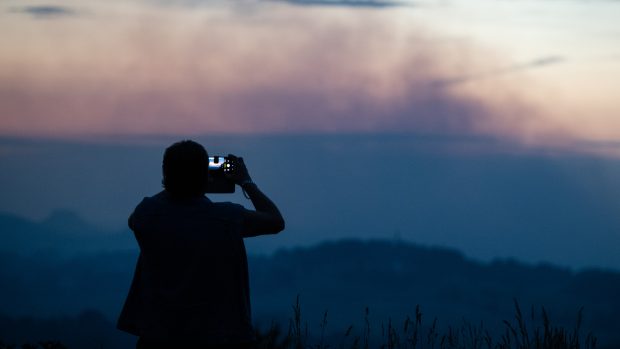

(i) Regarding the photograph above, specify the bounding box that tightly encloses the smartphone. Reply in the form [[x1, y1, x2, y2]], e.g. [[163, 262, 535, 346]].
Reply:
[[207, 156, 235, 193]]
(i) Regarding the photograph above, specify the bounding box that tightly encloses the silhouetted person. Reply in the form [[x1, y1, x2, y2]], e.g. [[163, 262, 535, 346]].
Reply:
[[117, 140, 285, 349]]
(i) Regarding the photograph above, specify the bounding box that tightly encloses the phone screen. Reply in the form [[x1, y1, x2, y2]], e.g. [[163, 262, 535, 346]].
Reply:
[[209, 156, 225, 169], [207, 156, 235, 193]]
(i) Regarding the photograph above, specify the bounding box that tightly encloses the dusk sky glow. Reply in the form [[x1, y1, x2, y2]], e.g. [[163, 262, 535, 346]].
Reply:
[[1, 1, 620, 271], [1, 0, 619, 155], [4, 5, 620, 346]]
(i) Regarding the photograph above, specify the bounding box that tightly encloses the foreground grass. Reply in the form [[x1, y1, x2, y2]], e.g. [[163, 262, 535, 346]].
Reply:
[[0, 342, 66, 349], [0, 299, 598, 349], [255, 298, 597, 349]]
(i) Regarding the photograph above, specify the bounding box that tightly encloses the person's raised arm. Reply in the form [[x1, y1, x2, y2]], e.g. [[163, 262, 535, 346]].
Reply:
[[226, 154, 285, 237]]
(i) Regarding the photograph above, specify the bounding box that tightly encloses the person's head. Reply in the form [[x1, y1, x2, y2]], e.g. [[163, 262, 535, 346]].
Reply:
[[162, 140, 209, 197]]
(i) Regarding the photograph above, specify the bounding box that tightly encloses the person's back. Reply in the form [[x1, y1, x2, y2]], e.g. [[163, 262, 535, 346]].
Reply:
[[117, 140, 285, 348]]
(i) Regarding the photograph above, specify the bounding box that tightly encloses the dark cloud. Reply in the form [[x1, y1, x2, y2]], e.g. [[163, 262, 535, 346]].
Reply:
[[274, 0, 404, 7], [14, 5, 75, 19], [526, 56, 564, 67], [433, 55, 565, 86], [148, 0, 404, 8], [0, 12, 487, 136], [0, 9, 572, 148], [576, 140, 620, 154]]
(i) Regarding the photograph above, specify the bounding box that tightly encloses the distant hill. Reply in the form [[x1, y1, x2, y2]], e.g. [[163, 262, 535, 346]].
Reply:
[[0, 310, 135, 349], [249, 240, 620, 346], [0, 213, 619, 347], [0, 211, 133, 256]]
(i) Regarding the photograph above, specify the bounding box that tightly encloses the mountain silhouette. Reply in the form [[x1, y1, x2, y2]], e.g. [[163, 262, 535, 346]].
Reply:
[[249, 239, 620, 344], [0, 213, 619, 347], [0, 211, 133, 256]]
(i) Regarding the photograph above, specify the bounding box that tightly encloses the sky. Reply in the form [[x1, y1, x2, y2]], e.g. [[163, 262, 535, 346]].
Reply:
[[0, 0, 620, 269], [1, 0, 619, 153]]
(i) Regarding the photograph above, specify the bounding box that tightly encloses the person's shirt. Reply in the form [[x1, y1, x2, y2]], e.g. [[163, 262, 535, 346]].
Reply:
[[117, 190, 253, 344]]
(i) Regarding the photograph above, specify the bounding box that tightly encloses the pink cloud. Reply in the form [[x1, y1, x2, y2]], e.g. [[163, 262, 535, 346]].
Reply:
[[0, 4, 610, 156]]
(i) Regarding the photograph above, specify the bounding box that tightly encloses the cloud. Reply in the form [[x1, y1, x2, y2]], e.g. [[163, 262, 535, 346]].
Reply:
[[0, 15, 494, 138], [0, 4, 608, 155], [575, 140, 620, 156], [148, 0, 406, 10], [526, 56, 564, 67], [273, 0, 404, 7], [432, 56, 566, 86], [12, 5, 75, 18], [162, 0, 404, 7]]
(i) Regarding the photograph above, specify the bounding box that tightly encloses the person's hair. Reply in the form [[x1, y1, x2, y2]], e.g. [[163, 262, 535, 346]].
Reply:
[[162, 140, 209, 197]]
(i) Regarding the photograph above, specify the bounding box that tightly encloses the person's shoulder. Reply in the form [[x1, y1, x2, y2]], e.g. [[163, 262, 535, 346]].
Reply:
[[211, 201, 246, 219], [133, 191, 168, 212], [212, 201, 245, 212], [128, 191, 167, 230], [138, 191, 164, 204]]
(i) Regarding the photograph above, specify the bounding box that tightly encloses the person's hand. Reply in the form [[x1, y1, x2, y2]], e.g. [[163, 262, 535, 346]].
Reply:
[[225, 154, 252, 185]]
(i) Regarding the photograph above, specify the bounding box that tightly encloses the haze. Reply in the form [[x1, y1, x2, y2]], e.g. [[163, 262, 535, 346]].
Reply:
[[1, 0, 619, 270]]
